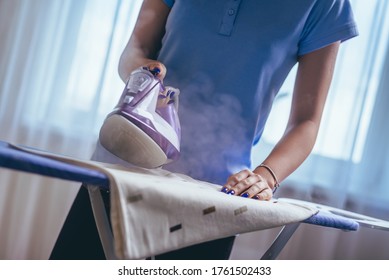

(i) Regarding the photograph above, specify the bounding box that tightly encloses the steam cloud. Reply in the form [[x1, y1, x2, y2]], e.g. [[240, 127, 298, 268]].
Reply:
[[163, 72, 252, 185]]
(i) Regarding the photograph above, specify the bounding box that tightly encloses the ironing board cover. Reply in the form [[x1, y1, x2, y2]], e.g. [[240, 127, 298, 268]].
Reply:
[[0, 141, 360, 259]]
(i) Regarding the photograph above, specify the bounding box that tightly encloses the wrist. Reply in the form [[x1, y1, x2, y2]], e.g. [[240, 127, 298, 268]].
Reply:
[[253, 164, 280, 194]]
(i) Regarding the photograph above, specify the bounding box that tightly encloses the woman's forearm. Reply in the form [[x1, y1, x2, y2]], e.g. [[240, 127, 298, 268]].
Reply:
[[118, 39, 157, 81], [253, 42, 340, 193], [253, 119, 319, 188], [118, 0, 170, 82]]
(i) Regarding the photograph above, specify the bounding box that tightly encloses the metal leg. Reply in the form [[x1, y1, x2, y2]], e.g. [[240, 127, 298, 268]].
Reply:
[[87, 185, 117, 260], [260, 223, 300, 260]]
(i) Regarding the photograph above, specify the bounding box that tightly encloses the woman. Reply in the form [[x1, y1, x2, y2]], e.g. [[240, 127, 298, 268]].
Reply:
[[51, 0, 358, 260], [114, 0, 358, 259]]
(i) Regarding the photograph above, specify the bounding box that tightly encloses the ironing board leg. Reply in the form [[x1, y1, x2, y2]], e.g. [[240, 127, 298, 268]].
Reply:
[[87, 184, 117, 260], [260, 223, 300, 260]]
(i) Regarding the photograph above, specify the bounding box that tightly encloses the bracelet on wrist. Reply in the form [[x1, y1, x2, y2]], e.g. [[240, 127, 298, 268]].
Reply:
[[258, 164, 280, 194]]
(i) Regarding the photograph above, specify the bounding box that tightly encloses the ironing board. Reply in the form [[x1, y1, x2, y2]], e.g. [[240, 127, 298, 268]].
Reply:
[[1, 140, 388, 260]]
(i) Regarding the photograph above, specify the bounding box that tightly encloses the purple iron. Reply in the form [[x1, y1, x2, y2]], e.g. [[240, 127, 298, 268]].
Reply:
[[99, 67, 181, 168]]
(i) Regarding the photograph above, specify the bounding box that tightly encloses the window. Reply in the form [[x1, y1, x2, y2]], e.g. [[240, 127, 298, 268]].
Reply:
[[258, 0, 389, 164]]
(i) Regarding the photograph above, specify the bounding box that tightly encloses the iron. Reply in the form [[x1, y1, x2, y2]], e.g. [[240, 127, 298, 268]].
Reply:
[[99, 67, 180, 168]]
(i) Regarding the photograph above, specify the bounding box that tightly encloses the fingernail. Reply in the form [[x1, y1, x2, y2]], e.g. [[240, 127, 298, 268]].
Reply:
[[241, 192, 249, 198], [253, 195, 260, 200], [227, 190, 235, 195], [221, 187, 229, 193], [150, 67, 161, 76], [168, 91, 175, 98]]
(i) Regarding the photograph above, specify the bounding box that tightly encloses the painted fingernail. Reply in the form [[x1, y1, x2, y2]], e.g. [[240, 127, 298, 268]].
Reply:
[[150, 67, 161, 76], [221, 187, 229, 193], [227, 190, 235, 195], [241, 192, 249, 198], [253, 195, 260, 200], [168, 91, 175, 98]]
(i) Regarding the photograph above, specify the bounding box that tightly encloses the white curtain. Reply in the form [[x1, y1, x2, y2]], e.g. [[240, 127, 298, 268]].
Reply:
[[0, 0, 388, 260], [0, 0, 142, 259]]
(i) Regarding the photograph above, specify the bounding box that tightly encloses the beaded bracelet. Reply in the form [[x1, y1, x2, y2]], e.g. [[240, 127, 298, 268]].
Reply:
[[258, 164, 280, 194]]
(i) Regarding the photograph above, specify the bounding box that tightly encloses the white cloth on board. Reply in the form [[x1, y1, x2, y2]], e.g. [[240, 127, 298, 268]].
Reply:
[[13, 144, 318, 259]]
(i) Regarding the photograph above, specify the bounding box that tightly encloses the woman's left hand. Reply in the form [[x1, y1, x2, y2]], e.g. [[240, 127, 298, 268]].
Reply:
[[221, 169, 273, 200]]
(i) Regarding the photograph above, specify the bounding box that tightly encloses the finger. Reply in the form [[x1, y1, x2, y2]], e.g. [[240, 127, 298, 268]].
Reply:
[[239, 180, 264, 198], [239, 177, 273, 198], [224, 169, 252, 188], [232, 173, 263, 196], [252, 187, 273, 201], [222, 169, 252, 195]]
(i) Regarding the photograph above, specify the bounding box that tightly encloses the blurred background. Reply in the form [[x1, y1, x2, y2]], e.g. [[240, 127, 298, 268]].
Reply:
[[0, 0, 388, 259]]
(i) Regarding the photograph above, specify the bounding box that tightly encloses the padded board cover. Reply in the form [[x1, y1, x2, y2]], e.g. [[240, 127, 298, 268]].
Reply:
[[9, 144, 318, 259]]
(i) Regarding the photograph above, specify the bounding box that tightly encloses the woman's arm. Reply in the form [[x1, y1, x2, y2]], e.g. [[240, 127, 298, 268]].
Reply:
[[223, 42, 341, 200], [118, 0, 170, 82]]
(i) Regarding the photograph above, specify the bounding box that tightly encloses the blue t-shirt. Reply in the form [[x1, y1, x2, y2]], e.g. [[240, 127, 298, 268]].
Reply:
[[159, 0, 358, 184]]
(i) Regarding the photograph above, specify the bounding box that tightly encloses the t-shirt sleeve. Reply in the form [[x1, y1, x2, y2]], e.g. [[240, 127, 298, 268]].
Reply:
[[162, 0, 175, 8], [298, 0, 358, 56]]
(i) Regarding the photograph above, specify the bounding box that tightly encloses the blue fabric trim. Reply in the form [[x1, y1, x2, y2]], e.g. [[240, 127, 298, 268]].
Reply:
[[0, 141, 110, 189], [304, 210, 359, 231]]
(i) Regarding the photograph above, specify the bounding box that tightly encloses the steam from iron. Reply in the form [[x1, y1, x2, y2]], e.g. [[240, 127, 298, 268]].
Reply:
[[163, 72, 252, 185]]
